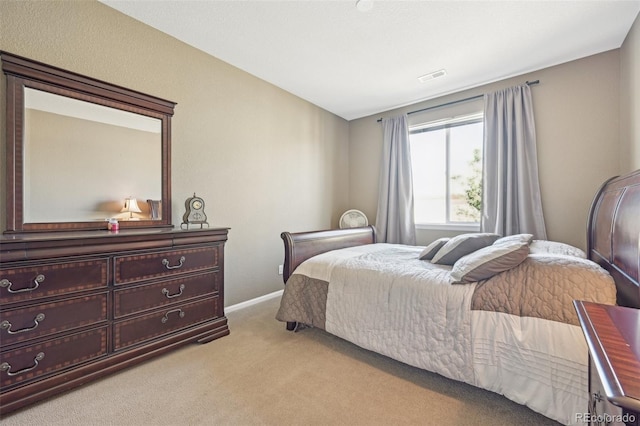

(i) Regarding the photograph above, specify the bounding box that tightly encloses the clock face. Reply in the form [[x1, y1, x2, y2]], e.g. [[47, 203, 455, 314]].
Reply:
[[192, 199, 203, 210]]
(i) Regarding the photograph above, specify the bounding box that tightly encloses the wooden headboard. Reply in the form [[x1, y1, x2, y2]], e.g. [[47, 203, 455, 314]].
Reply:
[[281, 226, 377, 283], [587, 169, 640, 308]]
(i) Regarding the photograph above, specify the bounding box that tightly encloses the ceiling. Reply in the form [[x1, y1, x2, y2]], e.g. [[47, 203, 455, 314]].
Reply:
[[100, 0, 640, 121]]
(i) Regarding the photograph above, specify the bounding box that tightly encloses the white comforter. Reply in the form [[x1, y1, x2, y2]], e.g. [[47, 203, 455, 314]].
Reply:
[[293, 243, 593, 425]]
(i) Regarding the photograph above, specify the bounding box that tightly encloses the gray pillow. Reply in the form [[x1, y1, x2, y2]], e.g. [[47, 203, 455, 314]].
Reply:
[[494, 233, 533, 245], [419, 238, 449, 260], [450, 241, 530, 284], [431, 233, 500, 265]]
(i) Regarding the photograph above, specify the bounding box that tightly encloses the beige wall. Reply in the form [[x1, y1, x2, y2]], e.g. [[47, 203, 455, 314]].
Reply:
[[0, 1, 350, 305], [349, 51, 622, 251], [620, 13, 640, 172]]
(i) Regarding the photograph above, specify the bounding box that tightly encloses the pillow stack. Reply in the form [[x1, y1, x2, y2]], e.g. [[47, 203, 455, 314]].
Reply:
[[420, 233, 533, 284], [429, 233, 501, 265]]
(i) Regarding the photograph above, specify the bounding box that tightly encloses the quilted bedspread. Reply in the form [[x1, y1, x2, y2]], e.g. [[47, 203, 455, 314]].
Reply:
[[275, 243, 616, 425], [471, 253, 615, 325], [323, 245, 476, 384]]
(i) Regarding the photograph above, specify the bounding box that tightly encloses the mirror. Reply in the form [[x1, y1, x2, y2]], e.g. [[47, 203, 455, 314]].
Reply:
[[2, 52, 174, 232], [24, 88, 162, 222]]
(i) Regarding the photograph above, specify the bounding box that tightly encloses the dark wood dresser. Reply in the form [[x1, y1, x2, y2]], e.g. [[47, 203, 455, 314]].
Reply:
[[0, 227, 229, 415], [574, 301, 640, 426]]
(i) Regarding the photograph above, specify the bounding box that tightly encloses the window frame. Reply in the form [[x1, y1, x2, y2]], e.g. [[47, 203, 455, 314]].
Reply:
[[409, 112, 484, 231]]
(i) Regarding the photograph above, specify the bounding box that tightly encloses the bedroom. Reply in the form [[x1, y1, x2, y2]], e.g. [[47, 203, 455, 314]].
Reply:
[[0, 0, 639, 424]]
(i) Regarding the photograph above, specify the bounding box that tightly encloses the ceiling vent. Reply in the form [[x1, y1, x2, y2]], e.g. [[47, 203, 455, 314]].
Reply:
[[418, 69, 447, 83]]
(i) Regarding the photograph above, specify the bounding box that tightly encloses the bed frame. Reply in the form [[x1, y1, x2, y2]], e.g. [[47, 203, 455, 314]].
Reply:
[[282, 170, 640, 312], [587, 169, 640, 308], [281, 225, 377, 284]]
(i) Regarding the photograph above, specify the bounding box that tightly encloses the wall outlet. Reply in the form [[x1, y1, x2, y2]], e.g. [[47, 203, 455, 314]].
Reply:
[[278, 264, 284, 275]]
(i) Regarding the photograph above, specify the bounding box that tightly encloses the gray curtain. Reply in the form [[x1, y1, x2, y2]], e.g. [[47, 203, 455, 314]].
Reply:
[[482, 84, 547, 239], [375, 115, 416, 244]]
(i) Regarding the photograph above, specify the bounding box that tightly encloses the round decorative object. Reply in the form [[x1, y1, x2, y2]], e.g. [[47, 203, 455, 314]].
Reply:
[[339, 209, 368, 229]]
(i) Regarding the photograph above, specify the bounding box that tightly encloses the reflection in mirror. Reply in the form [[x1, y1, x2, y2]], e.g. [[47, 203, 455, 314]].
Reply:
[[23, 88, 162, 223]]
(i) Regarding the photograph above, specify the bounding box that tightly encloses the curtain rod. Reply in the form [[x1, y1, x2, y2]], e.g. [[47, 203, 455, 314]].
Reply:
[[376, 80, 540, 122]]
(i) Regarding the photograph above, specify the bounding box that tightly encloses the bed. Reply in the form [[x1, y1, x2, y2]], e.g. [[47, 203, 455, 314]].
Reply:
[[275, 170, 640, 425]]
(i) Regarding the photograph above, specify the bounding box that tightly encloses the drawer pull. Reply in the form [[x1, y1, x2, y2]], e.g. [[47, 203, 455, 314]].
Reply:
[[1, 352, 45, 377], [1, 313, 46, 335], [0, 274, 45, 294], [161, 308, 185, 323], [162, 284, 186, 299], [161, 256, 186, 270]]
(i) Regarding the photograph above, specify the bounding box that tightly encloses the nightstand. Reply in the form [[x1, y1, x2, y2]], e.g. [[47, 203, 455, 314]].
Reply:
[[574, 301, 640, 426]]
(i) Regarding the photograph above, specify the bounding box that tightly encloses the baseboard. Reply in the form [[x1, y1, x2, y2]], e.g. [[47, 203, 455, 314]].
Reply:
[[225, 289, 284, 313]]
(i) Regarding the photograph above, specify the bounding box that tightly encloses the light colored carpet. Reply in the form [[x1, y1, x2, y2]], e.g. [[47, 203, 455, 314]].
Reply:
[[1, 295, 559, 425]]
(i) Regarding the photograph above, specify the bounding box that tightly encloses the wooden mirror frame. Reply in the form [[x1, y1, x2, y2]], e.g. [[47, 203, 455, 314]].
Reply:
[[1, 52, 175, 232]]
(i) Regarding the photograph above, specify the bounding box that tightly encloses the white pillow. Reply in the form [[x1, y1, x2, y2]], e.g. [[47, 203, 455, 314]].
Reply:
[[450, 241, 530, 284], [494, 233, 533, 245], [431, 233, 500, 265], [529, 240, 586, 258], [419, 238, 449, 260]]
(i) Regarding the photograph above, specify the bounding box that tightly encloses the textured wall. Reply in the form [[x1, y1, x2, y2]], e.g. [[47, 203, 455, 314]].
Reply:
[[0, 0, 350, 305]]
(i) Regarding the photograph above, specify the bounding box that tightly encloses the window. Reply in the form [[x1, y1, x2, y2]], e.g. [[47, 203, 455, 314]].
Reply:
[[409, 113, 483, 230]]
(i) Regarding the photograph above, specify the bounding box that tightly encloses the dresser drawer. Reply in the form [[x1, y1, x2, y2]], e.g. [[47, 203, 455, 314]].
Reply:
[[113, 297, 220, 350], [114, 245, 220, 285], [0, 293, 108, 346], [114, 271, 220, 318], [0, 259, 108, 305], [0, 326, 108, 390]]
